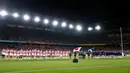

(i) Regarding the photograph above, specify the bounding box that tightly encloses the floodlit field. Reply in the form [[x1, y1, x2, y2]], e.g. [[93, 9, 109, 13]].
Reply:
[[0, 57, 130, 73]]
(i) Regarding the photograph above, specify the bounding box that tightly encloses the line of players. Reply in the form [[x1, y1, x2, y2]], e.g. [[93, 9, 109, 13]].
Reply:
[[1, 49, 70, 57]]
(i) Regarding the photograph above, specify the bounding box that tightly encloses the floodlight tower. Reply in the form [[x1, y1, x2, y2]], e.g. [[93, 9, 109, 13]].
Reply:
[[88, 27, 93, 31], [61, 22, 67, 27], [52, 20, 58, 26], [34, 16, 41, 22], [95, 25, 101, 30], [76, 25, 82, 31], [12, 12, 19, 18], [43, 19, 49, 24], [69, 24, 74, 29], [0, 10, 8, 17], [23, 14, 30, 21]]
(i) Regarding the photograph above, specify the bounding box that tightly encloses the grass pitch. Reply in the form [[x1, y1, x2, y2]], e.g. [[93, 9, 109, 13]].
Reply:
[[0, 57, 130, 73]]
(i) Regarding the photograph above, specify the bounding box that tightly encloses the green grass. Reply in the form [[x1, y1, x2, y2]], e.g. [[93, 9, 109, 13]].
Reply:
[[0, 57, 130, 73]]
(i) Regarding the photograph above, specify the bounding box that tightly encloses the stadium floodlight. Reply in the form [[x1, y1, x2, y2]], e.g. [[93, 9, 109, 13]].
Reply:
[[23, 14, 30, 21], [88, 27, 93, 31], [52, 20, 58, 26], [43, 19, 49, 24], [95, 25, 101, 30], [34, 16, 41, 22], [0, 10, 8, 16], [12, 12, 19, 18], [61, 22, 67, 27], [69, 24, 74, 29], [76, 25, 82, 31]]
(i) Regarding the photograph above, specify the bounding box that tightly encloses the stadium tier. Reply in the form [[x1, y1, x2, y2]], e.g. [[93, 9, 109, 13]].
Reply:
[[0, 24, 129, 44], [0, 25, 130, 45]]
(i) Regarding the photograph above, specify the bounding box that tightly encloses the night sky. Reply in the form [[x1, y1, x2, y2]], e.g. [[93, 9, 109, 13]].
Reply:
[[0, 0, 130, 30]]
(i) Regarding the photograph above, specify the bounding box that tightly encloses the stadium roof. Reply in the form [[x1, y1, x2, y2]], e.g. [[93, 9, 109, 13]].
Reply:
[[0, 0, 130, 30]]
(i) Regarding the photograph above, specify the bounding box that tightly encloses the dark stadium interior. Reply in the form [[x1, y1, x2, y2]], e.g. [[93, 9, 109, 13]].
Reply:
[[0, 0, 130, 55], [0, 1, 130, 73]]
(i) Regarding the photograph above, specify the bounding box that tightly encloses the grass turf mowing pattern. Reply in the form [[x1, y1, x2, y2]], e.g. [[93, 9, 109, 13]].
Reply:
[[0, 57, 130, 73]]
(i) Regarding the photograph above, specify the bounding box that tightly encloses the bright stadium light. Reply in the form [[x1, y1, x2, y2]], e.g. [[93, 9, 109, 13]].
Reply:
[[12, 12, 19, 18], [23, 14, 30, 21], [61, 22, 67, 27], [43, 19, 49, 24], [0, 10, 8, 16], [34, 16, 41, 22], [88, 27, 93, 31], [95, 25, 101, 30], [52, 20, 58, 26], [76, 25, 82, 31], [69, 24, 74, 29]]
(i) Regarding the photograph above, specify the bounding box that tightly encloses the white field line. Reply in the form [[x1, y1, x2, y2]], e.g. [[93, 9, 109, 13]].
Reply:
[[4, 64, 130, 73]]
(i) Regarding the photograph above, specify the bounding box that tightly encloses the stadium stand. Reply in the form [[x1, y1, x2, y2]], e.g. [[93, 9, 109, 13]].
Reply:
[[0, 22, 130, 60]]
